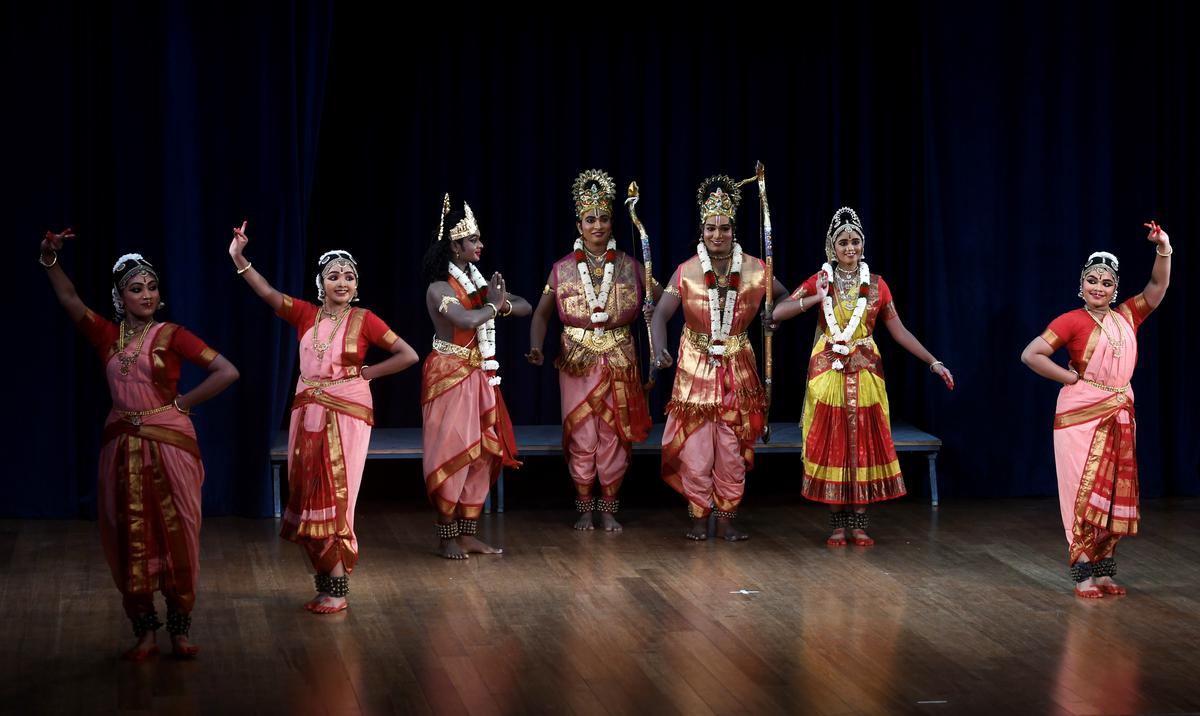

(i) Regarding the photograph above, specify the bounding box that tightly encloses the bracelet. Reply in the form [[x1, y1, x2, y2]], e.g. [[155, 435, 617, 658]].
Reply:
[[39, 250, 58, 268], [173, 397, 192, 415], [361, 365, 372, 382], [928, 360, 944, 373], [484, 302, 499, 318], [1155, 245, 1173, 257], [236, 262, 253, 275], [499, 300, 513, 317]]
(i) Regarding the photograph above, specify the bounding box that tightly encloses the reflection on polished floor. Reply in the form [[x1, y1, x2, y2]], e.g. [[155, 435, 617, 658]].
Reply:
[[2, 498, 1199, 715]]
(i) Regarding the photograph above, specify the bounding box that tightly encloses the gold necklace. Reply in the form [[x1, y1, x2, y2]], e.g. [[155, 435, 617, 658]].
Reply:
[[583, 246, 607, 277], [117, 320, 155, 376], [713, 257, 733, 288], [1084, 307, 1124, 358], [312, 307, 351, 360], [834, 267, 860, 311]]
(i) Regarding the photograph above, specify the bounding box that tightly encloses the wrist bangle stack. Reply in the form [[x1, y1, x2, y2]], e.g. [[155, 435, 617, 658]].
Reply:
[[928, 360, 944, 373], [1155, 245, 1173, 257], [236, 262, 253, 275], [173, 397, 192, 415], [39, 250, 58, 268]]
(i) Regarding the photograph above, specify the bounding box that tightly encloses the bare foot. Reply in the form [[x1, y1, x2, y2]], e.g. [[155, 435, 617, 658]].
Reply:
[[440, 537, 469, 560], [1094, 575, 1126, 595], [573, 511, 595, 530], [716, 517, 748, 541], [1074, 577, 1104, 599], [170, 634, 200, 658], [826, 527, 847, 546], [122, 632, 159, 662], [458, 535, 503, 555], [685, 517, 708, 540], [600, 512, 623, 532], [850, 529, 874, 546], [309, 595, 348, 614]]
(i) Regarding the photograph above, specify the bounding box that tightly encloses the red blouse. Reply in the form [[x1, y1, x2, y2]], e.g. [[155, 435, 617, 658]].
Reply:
[[77, 309, 218, 402], [276, 295, 399, 366], [1041, 294, 1153, 372]]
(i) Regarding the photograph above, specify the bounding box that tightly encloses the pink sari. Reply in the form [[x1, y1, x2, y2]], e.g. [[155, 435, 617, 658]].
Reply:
[[90, 319, 210, 617], [279, 304, 376, 574], [1049, 303, 1144, 563]]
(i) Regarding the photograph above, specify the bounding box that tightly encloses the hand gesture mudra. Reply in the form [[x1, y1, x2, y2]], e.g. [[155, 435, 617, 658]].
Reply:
[[814, 270, 830, 301], [1144, 220, 1170, 248], [42, 228, 75, 253], [229, 220, 249, 259], [486, 272, 507, 309]]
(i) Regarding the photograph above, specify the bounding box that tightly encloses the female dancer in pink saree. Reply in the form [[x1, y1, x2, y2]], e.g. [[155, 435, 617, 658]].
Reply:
[[41, 229, 239, 660], [229, 222, 418, 613], [1021, 221, 1171, 598]]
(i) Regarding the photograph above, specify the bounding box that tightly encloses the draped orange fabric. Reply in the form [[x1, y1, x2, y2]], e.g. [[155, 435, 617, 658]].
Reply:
[[661, 253, 767, 511]]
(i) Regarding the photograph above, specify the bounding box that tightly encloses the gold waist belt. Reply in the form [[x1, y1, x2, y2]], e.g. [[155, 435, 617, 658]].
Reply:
[[432, 337, 483, 367], [115, 402, 174, 425], [822, 336, 876, 349], [683, 326, 751, 355], [562, 325, 632, 353], [1081, 377, 1128, 393], [301, 375, 360, 390]]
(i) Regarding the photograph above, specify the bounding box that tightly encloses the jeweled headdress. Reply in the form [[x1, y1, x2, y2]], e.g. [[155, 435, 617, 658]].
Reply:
[[1081, 251, 1119, 282], [825, 206, 865, 262], [697, 175, 741, 223], [314, 249, 359, 299], [111, 253, 160, 317], [572, 169, 616, 218], [438, 193, 480, 241], [112, 253, 158, 289]]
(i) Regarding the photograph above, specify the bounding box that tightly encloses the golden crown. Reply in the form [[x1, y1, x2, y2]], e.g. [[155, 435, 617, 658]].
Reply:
[[572, 169, 616, 218], [697, 175, 741, 222], [439, 193, 481, 241]]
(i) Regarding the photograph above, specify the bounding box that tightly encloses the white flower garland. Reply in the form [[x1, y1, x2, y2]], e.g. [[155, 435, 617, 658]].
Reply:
[[574, 237, 617, 338], [821, 261, 870, 371], [447, 261, 502, 386], [697, 241, 743, 362]]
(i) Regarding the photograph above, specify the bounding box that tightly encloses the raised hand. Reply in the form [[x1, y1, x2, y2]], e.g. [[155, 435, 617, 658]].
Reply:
[[486, 271, 507, 310], [1143, 220, 1170, 248], [229, 220, 249, 259], [42, 228, 75, 253], [814, 270, 830, 301]]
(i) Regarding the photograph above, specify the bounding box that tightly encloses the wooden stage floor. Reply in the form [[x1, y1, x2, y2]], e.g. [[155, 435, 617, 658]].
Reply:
[[3, 498, 1199, 715]]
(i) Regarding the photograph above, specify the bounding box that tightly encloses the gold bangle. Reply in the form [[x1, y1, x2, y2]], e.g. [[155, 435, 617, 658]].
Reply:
[[236, 262, 253, 275], [929, 360, 944, 373], [484, 302, 499, 318], [1155, 246, 1173, 257], [499, 300, 513, 317], [39, 250, 58, 268], [173, 397, 192, 415], [361, 365, 372, 382]]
